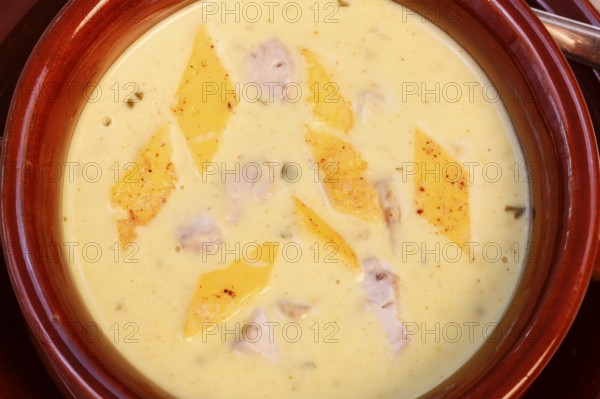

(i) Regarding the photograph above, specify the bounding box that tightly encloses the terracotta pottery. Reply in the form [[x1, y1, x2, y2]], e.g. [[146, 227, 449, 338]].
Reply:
[[1, 0, 599, 398]]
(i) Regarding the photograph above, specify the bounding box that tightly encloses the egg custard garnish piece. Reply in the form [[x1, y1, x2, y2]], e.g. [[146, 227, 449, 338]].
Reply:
[[302, 49, 354, 133], [111, 126, 176, 246], [294, 198, 359, 272], [184, 243, 279, 338], [173, 25, 237, 174], [306, 130, 382, 221], [414, 128, 470, 253]]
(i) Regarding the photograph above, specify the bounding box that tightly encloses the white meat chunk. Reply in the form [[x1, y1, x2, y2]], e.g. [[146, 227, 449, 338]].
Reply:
[[232, 308, 278, 362], [356, 87, 398, 122], [248, 38, 295, 102], [375, 180, 401, 249], [278, 300, 310, 319], [225, 163, 277, 223], [357, 89, 385, 122], [361, 257, 408, 351], [177, 213, 223, 254], [375, 180, 401, 227]]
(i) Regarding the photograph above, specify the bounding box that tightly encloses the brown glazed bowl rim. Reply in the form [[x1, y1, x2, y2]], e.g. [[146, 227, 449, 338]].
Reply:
[[1, 0, 599, 398]]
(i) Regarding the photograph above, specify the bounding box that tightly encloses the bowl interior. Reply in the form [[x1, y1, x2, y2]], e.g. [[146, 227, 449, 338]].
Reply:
[[1, 0, 598, 398]]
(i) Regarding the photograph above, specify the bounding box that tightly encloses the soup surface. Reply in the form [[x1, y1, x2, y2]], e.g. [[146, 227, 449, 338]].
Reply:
[[62, 1, 530, 398]]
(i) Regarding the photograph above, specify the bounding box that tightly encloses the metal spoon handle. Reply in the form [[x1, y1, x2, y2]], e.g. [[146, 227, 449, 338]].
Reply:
[[533, 8, 600, 70]]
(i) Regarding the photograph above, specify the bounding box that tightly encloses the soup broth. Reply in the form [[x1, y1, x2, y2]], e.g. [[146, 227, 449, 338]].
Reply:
[[62, 1, 530, 398]]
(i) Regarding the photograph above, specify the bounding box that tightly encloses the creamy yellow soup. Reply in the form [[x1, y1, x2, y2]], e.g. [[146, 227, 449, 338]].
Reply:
[[62, 1, 530, 398]]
